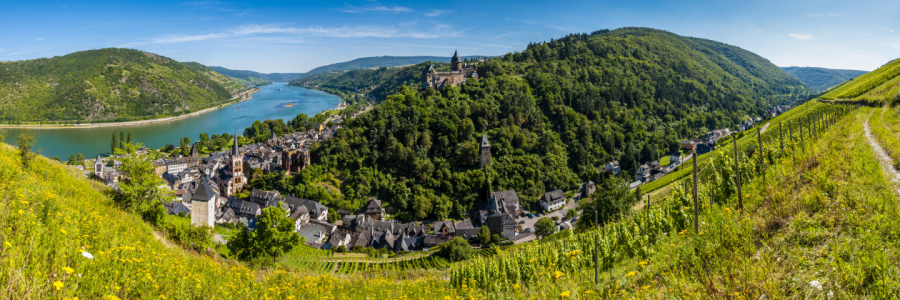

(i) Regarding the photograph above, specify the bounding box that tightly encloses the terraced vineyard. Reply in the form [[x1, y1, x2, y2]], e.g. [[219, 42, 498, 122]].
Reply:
[[820, 58, 900, 101]]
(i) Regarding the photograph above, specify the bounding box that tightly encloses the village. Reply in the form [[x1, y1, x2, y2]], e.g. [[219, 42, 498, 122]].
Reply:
[[83, 53, 791, 255]]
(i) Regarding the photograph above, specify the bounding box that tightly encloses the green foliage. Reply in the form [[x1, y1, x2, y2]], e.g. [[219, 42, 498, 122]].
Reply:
[[114, 155, 172, 212], [292, 62, 431, 101], [575, 178, 634, 229], [477, 226, 491, 246], [0, 48, 243, 122], [16, 129, 37, 170], [438, 237, 474, 262], [534, 217, 557, 238], [228, 206, 303, 263]]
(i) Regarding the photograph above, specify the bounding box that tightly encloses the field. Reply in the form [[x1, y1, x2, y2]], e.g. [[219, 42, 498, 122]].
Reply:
[[820, 57, 900, 101]]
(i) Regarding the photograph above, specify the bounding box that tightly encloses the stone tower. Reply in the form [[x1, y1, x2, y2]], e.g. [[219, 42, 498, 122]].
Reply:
[[480, 133, 491, 169], [451, 50, 462, 71], [190, 180, 216, 228]]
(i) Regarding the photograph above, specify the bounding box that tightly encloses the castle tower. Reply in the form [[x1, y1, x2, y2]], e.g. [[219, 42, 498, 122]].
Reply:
[[190, 179, 216, 228], [94, 155, 104, 178], [451, 50, 462, 72], [480, 133, 491, 169], [189, 143, 199, 158]]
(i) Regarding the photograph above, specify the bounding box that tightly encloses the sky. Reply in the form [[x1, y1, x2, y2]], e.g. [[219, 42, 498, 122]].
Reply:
[[1, 0, 898, 73]]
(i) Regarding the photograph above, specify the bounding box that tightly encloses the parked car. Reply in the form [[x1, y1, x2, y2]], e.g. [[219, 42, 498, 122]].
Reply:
[[528, 214, 534, 219]]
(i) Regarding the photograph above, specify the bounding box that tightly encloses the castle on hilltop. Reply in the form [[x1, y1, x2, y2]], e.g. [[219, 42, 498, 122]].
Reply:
[[422, 50, 478, 89]]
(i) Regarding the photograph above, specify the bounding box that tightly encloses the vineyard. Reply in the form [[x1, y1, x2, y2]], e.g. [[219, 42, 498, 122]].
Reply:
[[820, 57, 900, 101], [448, 101, 899, 299]]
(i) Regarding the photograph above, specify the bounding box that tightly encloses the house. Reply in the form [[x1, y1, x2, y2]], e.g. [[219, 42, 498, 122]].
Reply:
[[696, 143, 712, 155], [323, 230, 351, 250], [681, 140, 696, 151], [669, 152, 683, 166], [604, 161, 621, 175], [454, 220, 479, 240], [395, 233, 424, 252], [283, 195, 328, 221], [358, 198, 385, 221], [479, 190, 521, 226], [296, 219, 336, 246], [289, 206, 310, 231], [484, 190, 518, 239], [635, 164, 652, 181], [434, 221, 456, 236], [423, 235, 451, 247], [540, 189, 566, 212], [190, 179, 217, 228], [348, 231, 373, 249]]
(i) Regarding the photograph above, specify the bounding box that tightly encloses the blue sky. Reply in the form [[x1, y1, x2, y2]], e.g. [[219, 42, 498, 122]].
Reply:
[[1, 0, 898, 73]]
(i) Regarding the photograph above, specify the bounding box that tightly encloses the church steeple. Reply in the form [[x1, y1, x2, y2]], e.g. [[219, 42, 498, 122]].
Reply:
[[232, 131, 239, 156], [480, 133, 491, 169]]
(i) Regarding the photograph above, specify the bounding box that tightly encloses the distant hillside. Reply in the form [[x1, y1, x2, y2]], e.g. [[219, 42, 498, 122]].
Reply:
[[0, 48, 245, 123], [300, 55, 481, 78], [208, 66, 304, 85], [290, 62, 430, 101], [781, 66, 867, 92], [819, 58, 900, 101]]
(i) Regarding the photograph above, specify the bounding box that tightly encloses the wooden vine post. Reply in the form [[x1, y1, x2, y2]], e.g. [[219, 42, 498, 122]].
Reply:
[[734, 135, 743, 213], [758, 127, 764, 182], [692, 149, 699, 233], [779, 122, 784, 153], [593, 210, 598, 288]]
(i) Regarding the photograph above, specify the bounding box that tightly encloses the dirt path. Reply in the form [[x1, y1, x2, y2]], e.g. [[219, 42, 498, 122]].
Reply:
[[760, 122, 771, 133], [152, 231, 177, 250], [862, 116, 900, 193]]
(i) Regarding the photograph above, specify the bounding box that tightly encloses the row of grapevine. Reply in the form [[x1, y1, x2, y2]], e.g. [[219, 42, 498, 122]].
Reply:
[[449, 102, 860, 290]]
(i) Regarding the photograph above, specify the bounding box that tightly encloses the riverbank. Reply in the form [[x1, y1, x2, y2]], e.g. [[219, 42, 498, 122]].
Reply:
[[0, 89, 259, 129]]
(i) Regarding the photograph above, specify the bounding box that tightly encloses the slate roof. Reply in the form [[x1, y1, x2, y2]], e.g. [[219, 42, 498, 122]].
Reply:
[[541, 189, 565, 204], [481, 133, 490, 148], [191, 180, 216, 202]]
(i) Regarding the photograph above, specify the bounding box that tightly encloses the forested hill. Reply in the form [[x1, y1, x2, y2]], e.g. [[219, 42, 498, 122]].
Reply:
[[309, 27, 810, 220], [300, 55, 482, 78], [781, 66, 867, 92], [208, 66, 304, 85], [0, 48, 240, 123], [819, 58, 900, 101]]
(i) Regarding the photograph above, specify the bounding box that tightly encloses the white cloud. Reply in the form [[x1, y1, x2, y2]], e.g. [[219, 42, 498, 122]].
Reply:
[[789, 33, 814, 40], [34, 37, 43, 41], [886, 28, 895, 33], [343, 5, 412, 14], [424, 10, 450, 17], [807, 13, 841, 17], [127, 22, 460, 46]]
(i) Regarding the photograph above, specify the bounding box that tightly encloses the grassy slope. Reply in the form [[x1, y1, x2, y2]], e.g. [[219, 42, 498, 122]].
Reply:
[[820, 58, 900, 101], [0, 145, 459, 299], [451, 103, 900, 299]]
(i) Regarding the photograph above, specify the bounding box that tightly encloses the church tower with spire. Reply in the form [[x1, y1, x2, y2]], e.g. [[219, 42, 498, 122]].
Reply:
[[230, 133, 245, 192]]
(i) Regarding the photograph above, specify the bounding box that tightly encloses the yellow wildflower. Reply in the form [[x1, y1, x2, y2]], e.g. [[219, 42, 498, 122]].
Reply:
[[559, 291, 571, 298], [552, 270, 564, 281], [3, 241, 10, 248], [723, 208, 731, 215], [53, 281, 64, 291], [106, 296, 121, 300], [625, 271, 636, 277], [61, 229, 67, 235], [62, 266, 75, 275], [529, 258, 538, 264]]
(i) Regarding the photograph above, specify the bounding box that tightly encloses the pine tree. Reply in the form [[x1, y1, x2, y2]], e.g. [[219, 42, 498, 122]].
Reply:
[[119, 131, 125, 149], [127, 131, 132, 144]]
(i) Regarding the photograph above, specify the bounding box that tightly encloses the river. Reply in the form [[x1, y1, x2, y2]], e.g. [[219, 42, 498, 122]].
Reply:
[[0, 82, 342, 159]]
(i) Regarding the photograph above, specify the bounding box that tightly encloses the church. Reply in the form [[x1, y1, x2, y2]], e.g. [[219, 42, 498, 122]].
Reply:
[[422, 50, 478, 89]]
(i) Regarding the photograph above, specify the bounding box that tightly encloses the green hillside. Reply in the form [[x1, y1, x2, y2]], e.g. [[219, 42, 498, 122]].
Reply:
[[290, 62, 429, 101], [820, 58, 900, 101], [300, 55, 482, 78], [781, 66, 867, 92], [0, 48, 246, 123], [208, 66, 305, 85], [303, 27, 809, 219]]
